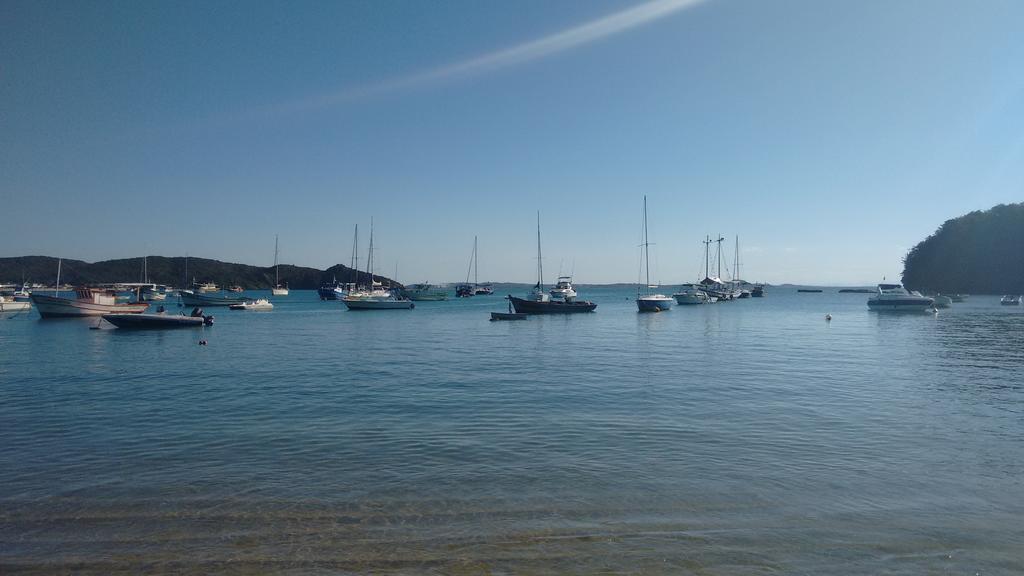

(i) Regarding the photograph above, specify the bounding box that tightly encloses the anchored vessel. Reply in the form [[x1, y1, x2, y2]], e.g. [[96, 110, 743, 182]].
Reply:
[[508, 212, 597, 315], [32, 288, 149, 318], [636, 197, 673, 312], [271, 235, 289, 296], [1000, 295, 1021, 306], [229, 299, 274, 311], [403, 283, 449, 301], [867, 284, 935, 311], [0, 295, 31, 313], [342, 219, 414, 310], [103, 311, 213, 329], [673, 283, 714, 305], [179, 290, 247, 307]]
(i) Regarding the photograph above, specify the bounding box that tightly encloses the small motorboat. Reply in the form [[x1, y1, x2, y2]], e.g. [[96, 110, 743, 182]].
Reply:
[[229, 298, 274, 311], [103, 309, 213, 329], [0, 295, 31, 313], [867, 284, 935, 311], [1000, 295, 1021, 306]]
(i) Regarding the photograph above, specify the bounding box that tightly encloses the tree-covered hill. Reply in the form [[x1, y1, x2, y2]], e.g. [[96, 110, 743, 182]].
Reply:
[[902, 203, 1024, 294], [0, 256, 398, 290]]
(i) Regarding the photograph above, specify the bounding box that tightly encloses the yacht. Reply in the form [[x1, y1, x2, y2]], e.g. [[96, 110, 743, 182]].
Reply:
[[549, 276, 577, 301], [1000, 295, 1021, 306], [507, 212, 597, 314], [673, 283, 714, 305], [229, 298, 274, 311], [867, 284, 935, 311], [195, 281, 219, 293], [403, 283, 449, 301]]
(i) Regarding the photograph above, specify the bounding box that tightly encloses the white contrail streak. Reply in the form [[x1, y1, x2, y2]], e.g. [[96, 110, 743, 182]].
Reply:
[[285, 0, 706, 112]]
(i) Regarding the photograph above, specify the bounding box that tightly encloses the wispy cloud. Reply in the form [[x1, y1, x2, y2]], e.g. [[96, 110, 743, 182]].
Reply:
[[280, 0, 706, 113]]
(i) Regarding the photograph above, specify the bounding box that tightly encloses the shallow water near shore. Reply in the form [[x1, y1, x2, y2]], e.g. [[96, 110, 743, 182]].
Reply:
[[2, 287, 1023, 574]]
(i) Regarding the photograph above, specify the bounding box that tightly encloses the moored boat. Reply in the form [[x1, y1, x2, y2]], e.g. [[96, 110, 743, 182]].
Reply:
[[195, 281, 219, 293], [342, 219, 414, 310], [867, 284, 935, 311], [271, 235, 289, 296], [751, 284, 765, 297], [229, 298, 274, 311], [403, 283, 449, 301], [636, 197, 672, 312], [549, 276, 577, 301], [931, 294, 953, 309], [179, 290, 247, 307], [673, 284, 713, 305], [0, 295, 31, 313], [1000, 295, 1021, 306], [31, 288, 149, 318], [509, 212, 597, 315], [103, 311, 212, 329]]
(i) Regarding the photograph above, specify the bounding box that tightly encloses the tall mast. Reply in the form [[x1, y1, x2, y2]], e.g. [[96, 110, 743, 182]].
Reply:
[[536, 211, 544, 290], [274, 235, 280, 285], [716, 235, 724, 279], [474, 236, 479, 287], [734, 235, 740, 285], [55, 258, 61, 296], [704, 235, 711, 279], [643, 196, 651, 289], [351, 224, 359, 287], [465, 237, 475, 284], [367, 217, 374, 287]]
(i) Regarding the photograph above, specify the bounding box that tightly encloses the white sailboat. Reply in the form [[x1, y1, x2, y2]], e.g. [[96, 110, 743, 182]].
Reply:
[[636, 196, 673, 312], [272, 235, 289, 296], [343, 219, 413, 310]]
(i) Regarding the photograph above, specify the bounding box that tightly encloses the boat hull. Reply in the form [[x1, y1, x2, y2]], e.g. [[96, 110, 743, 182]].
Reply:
[[272, 288, 289, 296], [867, 298, 935, 311], [180, 292, 247, 307], [103, 313, 207, 329], [490, 312, 528, 321], [508, 295, 597, 314], [673, 292, 708, 305], [30, 294, 148, 318], [637, 296, 673, 312]]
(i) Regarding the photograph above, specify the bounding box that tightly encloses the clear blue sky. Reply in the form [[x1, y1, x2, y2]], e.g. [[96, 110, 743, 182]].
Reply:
[[3, 0, 1022, 285]]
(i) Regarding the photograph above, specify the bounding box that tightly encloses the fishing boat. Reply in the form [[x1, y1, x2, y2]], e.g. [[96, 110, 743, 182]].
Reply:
[[636, 197, 673, 312], [229, 298, 274, 311], [0, 295, 31, 313], [195, 281, 219, 293], [867, 284, 935, 311], [508, 212, 597, 315], [103, 310, 213, 329], [318, 278, 349, 300], [179, 290, 247, 307], [1000, 295, 1021, 306], [13, 283, 32, 302], [342, 219, 414, 310], [271, 235, 289, 296], [403, 283, 449, 301], [32, 288, 149, 318], [751, 284, 765, 297]]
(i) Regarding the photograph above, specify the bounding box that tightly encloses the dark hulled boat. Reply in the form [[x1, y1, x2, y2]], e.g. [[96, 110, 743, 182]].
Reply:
[[508, 295, 596, 314]]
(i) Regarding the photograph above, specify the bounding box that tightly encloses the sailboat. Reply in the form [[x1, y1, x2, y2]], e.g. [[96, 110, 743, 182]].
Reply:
[[636, 196, 673, 312], [508, 212, 597, 314], [698, 235, 734, 301], [271, 235, 289, 296], [343, 219, 414, 310], [456, 237, 493, 297]]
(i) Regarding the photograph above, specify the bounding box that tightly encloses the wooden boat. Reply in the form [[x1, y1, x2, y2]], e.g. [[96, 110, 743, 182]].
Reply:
[[31, 288, 148, 318], [103, 312, 212, 329]]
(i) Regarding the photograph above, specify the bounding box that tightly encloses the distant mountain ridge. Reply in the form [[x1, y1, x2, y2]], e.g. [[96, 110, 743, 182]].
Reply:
[[0, 256, 399, 290], [902, 202, 1024, 294]]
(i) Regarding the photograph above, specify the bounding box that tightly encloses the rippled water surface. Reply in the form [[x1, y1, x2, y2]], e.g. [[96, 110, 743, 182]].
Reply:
[[2, 287, 1023, 574]]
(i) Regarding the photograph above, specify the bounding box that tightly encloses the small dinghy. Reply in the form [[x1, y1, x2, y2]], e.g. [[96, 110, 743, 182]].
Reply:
[[491, 311, 527, 321]]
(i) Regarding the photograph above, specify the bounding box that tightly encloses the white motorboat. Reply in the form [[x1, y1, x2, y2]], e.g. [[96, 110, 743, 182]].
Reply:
[[867, 284, 935, 311], [195, 281, 219, 293], [1000, 295, 1021, 306], [229, 298, 274, 311], [403, 283, 449, 301], [673, 284, 713, 305], [636, 196, 672, 312], [0, 295, 31, 313], [549, 276, 577, 301]]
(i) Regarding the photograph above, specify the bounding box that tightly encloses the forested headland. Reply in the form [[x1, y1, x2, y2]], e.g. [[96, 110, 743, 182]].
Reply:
[[902, 203, 1024, 294]]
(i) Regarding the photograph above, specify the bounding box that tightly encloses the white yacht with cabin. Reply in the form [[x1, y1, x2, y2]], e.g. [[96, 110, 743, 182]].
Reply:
[[867, 284, 935, 311]]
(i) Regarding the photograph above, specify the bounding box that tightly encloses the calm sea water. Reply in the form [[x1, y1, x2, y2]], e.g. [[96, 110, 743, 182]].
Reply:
[[2, 287, 1022, 574]]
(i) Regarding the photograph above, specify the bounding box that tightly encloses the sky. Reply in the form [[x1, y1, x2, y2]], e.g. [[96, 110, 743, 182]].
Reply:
[[2, 0, 1022, 285]]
